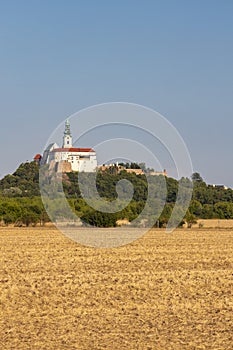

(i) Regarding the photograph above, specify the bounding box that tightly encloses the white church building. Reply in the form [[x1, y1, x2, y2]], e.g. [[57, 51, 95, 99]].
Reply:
[[41, 120, 97, 172]]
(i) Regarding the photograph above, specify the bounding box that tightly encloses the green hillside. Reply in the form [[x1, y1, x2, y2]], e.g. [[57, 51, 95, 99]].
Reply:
[[0, 162, 233, 227]]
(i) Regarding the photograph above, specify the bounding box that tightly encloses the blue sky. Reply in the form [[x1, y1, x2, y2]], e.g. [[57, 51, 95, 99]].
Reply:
[[0, 1, 233, 186]]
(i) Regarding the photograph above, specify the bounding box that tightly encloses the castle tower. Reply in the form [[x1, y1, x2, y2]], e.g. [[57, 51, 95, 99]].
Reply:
[[62, 120, 72, 148]]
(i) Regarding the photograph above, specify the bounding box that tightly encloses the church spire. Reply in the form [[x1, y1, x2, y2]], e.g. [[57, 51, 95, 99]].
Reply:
[[62, 119, 72, 148], [64, 119, 71, 136]]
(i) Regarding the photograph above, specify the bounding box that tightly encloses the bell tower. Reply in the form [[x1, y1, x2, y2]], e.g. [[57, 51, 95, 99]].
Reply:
[[62, 120, 72, 148]]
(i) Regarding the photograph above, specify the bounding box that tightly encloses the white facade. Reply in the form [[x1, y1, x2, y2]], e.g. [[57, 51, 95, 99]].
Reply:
[[49, 149, 97, 172], [42, 120, 97, 172]]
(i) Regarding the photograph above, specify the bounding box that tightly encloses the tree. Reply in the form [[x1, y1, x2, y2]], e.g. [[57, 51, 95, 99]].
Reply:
[[201, 204, 214, 219], [191, 172, 203, 183], [214, 202, 233, 219], [0, 201, 22, 224], [185, 210, 197, 228], [3, 213, 16, 226], [166, 177, 178, 202], [158, 204, 173, 227], [21, 208, 40, 227], [189, 200, 202, 216], [81, 210, 118, 227]]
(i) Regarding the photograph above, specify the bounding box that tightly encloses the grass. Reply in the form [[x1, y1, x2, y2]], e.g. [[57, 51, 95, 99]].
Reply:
[[0, 227, 232, 349]]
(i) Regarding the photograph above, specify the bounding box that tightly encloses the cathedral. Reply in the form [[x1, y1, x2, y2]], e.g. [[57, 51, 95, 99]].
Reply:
[[39, 120, 97, 172]]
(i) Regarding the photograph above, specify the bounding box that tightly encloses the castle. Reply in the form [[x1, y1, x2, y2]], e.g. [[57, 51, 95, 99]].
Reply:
[[34, 120, 167, 176], [35, 120, 97, 173]]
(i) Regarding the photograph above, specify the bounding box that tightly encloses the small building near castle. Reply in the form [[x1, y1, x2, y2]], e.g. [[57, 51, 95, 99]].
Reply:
[[40, 120, 97, 172], [33, 154, 42, 164], [97, 164, 167, 176]]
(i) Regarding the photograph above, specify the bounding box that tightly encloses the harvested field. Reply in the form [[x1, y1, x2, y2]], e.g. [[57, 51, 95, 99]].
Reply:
[[195, 219, 233, 229], [0, 228, 232, 349]]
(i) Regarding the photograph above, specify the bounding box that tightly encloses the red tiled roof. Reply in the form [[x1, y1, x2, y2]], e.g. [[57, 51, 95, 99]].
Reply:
[[34, 154, 42, 159], [51, 148, 95, 153]]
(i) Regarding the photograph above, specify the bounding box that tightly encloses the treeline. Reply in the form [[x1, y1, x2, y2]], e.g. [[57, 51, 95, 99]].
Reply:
[[0, 162, 47, 226], [0, 197, 50, 226], [0, 162, 233, 227]]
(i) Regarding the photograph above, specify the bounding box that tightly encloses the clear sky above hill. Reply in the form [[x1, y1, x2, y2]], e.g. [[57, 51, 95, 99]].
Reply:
[[0, 1, 232, 186]]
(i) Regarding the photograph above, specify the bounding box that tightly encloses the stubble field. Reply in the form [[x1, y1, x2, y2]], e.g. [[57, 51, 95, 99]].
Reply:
[[0, 227, 232, 350]]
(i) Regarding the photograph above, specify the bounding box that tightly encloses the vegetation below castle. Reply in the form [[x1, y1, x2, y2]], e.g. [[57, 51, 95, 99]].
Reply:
[[0, 162, 233, 227]]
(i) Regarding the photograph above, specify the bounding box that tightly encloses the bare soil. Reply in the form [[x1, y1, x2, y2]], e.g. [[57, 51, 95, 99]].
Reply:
[[0, 227, 232, 349]]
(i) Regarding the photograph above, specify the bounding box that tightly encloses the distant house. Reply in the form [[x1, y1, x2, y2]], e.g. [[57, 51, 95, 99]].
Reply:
[[147, 170, 167, 176], [212, 184, 228, 190], [124, 168, 144, 175]]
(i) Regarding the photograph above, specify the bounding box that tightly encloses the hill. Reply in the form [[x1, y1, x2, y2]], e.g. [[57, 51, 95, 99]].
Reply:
[[0, 162, 233, 227], [0, 162, 40, 197]]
